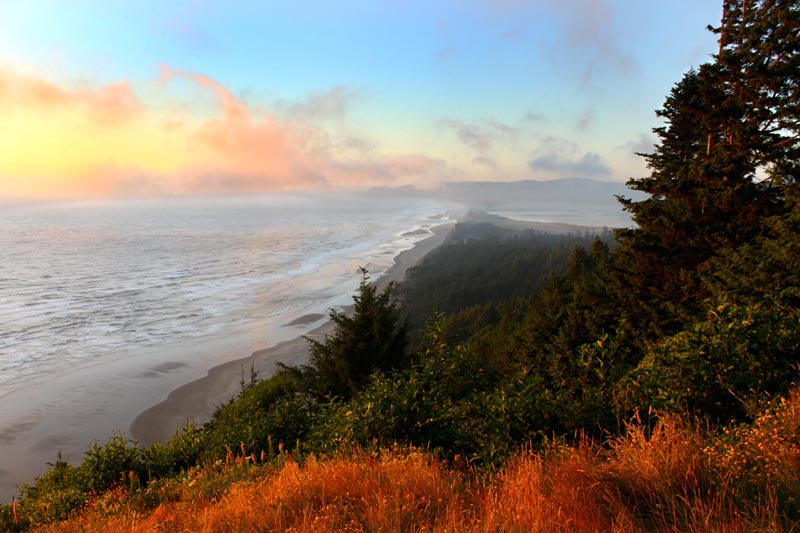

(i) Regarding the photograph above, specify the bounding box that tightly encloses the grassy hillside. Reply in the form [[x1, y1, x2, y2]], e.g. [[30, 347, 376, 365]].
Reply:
[[22, 389, 800, 532], [3, 204, 799, 530]]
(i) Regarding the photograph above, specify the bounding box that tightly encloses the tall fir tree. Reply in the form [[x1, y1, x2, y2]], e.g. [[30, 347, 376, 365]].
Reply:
[[615, 0, 798, 327], [285, 268, 408, 402], [711, 0, 800, 191]]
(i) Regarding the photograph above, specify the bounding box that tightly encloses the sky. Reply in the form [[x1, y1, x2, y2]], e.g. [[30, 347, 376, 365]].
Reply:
[[0, 0, 723, 198]]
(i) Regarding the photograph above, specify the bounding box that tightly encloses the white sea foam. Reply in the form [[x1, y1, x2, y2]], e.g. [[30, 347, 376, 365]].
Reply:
[[0, 193, 452, 394]]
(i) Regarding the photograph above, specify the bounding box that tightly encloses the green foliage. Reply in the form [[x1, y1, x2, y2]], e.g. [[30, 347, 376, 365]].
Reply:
[[13, 455, 84, 528], [80, 434, 145, 493], [401, 226, 612, 338], [10, 436, 146, 529], [622, 298, 800, 420], [288, 268, 409, 401], [5, 4, 800, 530], [615, 0, 800, 329], [308, 314, 624, 465], [141, 424, 205, 480], [711, 0, 800, 187], [306, 315, 506, 462], [707, 195, 800, 306], [616, 67, 775, 329], [199, 369, 311, 461]]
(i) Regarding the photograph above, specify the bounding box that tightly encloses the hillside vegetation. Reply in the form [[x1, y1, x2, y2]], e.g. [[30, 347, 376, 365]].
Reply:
[[16, 393, 800, 532], [2, 0, 799, 530]]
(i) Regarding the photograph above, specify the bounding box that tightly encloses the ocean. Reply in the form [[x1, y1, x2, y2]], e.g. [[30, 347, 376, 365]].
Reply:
[[0, 193, 451, 398]]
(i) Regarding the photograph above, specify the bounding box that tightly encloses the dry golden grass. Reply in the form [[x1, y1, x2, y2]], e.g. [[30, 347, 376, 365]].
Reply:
[[36, 402, 798, 533], [38, 450, 468, 533], [706, 389, 800, 491], [478, 446, 623, 531]]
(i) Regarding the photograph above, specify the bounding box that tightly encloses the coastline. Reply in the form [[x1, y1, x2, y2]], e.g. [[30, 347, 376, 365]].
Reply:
[[130, 222, 454, 445]]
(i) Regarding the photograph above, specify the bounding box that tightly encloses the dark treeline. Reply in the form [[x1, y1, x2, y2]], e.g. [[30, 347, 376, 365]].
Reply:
[[3, 0, 799, 530], [400, 224, 615, 340]]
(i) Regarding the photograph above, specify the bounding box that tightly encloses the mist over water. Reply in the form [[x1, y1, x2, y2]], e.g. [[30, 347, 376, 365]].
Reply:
[[0, 194, 451, 395], [488, 208, 633, 228]]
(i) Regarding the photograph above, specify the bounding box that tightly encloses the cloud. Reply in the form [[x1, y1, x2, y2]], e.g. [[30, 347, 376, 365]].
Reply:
[[326, 154, 451, 188], [576, 110, 596, 130], [158, 69, 451, 189], [72, 163, 169, 196], [536, 135, 578, 156], [524, 111, 546, 122], [158, 64, 246, 120], [157, 64, 328, 189], [188, 169, 329, 192], [529, 151, 612, 178], [542, 0, 638, 86], [0, 65, 455, 197], [617, 132, 657, 155], [337, 136, 376, 156], [438, 117, 517, 153], [472, 155, 497, 168], [280, 85, 360, 121], [0, 66, 142, 125], [484, 0, 637, 87]]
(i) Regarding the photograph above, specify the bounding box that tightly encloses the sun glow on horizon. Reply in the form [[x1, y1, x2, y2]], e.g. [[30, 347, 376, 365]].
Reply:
[[0, 0, 722, 199], [0, 65, 456, 198]]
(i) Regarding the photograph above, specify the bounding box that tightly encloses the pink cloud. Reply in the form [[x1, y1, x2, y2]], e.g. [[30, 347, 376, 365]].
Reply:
[[326, 154, 452, 188], [158, 64, 327, 189], [0, 67, 142, 124], [1, 65, 454, 196], [158, 64, 246, 120], [157, 66, 452, 191]]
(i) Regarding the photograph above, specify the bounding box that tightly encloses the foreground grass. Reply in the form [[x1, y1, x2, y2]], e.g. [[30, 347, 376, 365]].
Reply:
[[27, 392, 800, 533]]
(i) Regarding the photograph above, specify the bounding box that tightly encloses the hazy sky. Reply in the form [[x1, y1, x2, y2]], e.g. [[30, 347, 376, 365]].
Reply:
[[0, 0, 722, 198]]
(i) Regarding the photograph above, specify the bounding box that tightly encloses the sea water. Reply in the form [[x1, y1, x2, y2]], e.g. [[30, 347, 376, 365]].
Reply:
[[0, 193, 451, 397]]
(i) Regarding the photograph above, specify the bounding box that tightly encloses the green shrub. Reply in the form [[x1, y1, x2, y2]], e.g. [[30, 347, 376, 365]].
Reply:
[[199, 370, 311, 462], [15, 455, 86, 528], [142, 424, 205, 480], [622, 298, 800, 421], [79, 433, 145, 493]]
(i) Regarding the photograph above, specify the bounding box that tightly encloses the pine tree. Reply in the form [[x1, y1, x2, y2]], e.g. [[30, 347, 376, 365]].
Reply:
[[617, 69, 766, 317], [615, 0, 798, 324], [711, 0, 800, 190], [288, 268, 408, 401]]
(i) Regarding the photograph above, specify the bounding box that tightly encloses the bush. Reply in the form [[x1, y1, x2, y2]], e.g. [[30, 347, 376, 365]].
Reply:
[[142, 424, 205, 480], [79, 434, 145, 493], [14, 455, 86, 528], [622, 297, 800, 421], [199, 370, 311, 462]]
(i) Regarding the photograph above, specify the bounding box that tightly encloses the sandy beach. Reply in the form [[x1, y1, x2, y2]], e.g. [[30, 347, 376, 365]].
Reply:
[[0, 212, 589, 499], [128, 214, 589, 445], [0, 221, 452, 501], [130, 222, 454, 445]]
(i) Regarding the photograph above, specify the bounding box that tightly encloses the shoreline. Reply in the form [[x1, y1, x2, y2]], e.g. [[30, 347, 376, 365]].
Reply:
[[130, 222, 454, 445], [0, 209, 592, 498]]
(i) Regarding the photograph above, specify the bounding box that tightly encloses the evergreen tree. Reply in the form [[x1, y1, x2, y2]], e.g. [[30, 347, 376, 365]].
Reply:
[[287, 268, 408, 401], [617, 69, 766, 322], [711, 0, 800, 190], [615, 0, 798, 325]]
